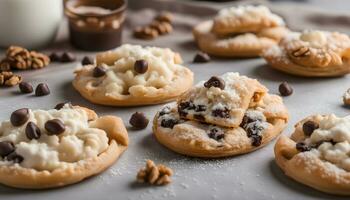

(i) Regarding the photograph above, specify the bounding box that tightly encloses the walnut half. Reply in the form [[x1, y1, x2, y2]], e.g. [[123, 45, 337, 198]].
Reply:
[[136, 160, 173, 185]]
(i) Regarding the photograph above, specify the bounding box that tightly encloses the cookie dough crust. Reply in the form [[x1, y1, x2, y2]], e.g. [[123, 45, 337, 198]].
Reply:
[[274, 115, 350, 195], [0, 107, 128, 189]]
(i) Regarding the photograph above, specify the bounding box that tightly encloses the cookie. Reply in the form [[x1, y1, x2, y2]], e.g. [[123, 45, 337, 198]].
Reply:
[[193, 20, 288, 57], [263, 30, 350, 77], [212, 5, 285, 36], [153, 93, 288, 158], [177, 73, 268, 128], [275, 114, 350, 195], [153, 73, 288, 158], [73, 44, 193, 106], [0, 104, 128, 189]]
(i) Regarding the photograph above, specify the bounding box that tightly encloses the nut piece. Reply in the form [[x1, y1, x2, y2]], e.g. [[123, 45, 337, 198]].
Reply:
[[0, 46, 50, 71], [136, 160, 173, 185], [154, 11, 173, 23], [291, 46, 310, 57], [343, 88, 350, 105], [149, 21, 173, 35], [0, 71, 22, 87], [133, 26, 159, 40]]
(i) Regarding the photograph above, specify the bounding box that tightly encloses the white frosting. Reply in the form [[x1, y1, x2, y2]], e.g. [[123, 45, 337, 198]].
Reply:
[[84, 44, 185, 97], [71, 6, 113, 15], [0, 105, 109, 171], [216, 5, 284, 26], [300, 30, 328, 48], [305, 115, 350, 171]]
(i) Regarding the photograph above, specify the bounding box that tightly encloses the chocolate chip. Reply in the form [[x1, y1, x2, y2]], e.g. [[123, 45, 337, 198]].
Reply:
[[6, 152, 23, 163], [10, 108, 29, 126], [279, 82, 293, 96], [81, 56, 94, 65], [251, 135, 262, 147], [194, 114, 205, 121], [296, 142, 311, 152], [161, 118, 178, 129], [193, 52, 211, 63], [0, 141, 15, 157], [35, 83, 50, 96], [204, 76, 225, 90], [195, 105, 206, 112], [60, 52, 76, 62], [93, 66, 107, 77], [134, 60, 148, 74], [178, 101, 195, 117], [18, 82, 33, 94], [302, 120, 319, 136], [54, 102, 72, 110], [25, 122, 41, 140], [45, 119, 65, 135], [246, 122, 265, 137], [49, 52, 61, 62], [208, 128, 224, 140], [212, 107, 230, 118], [129, 112, 149, 130]]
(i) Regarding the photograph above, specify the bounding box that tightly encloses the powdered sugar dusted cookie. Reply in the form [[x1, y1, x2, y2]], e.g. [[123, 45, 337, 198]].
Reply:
[[0, 104, 128, 189], [73, 44, 193, 106], [177, 72, 268, 128], [213, 5, 285, 36], [263, 30, 350, 77], [193, 5, 288, 58], [275, 114, 350, 195], [153, 93, 288, 158]]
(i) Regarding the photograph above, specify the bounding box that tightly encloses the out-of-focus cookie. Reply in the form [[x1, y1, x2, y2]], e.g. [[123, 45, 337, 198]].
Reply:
[[73, 44, 193, 106], [193, 20, 285, 57], [212, 5, 285, 36], [275, 114, 350, 195], [177, 73, 268, 128], [263, 30, 350, 77], [0, 104, 128, 189], [153, 73, 288, 158]]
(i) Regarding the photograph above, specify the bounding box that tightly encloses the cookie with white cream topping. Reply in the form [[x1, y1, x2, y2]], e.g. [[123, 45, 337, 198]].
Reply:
[[73, 44, 193, 106], [275, 114, 350, 195], [0, 104, 128, 189]]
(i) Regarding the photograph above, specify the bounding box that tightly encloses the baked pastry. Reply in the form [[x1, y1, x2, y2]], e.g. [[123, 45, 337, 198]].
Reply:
[[73, 44, 193, 106], [193, 5, 288, 57], [263, 30, 350, 77], [0, 104, 128, 189], [153, 73, 288, 157], [275, 114, 350, 195]]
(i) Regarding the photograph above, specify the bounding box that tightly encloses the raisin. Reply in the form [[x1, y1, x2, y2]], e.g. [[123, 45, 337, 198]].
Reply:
[[302, 121, 319, 136], [161, 118, 178, 129], [208, 128, 224, 141], [251, 135, 262, 147]]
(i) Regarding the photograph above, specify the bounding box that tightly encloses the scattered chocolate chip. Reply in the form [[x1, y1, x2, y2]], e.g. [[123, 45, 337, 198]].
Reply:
[[10, 108, 29, 126], [54, 102, 72, 110], [134, 60, 148, 74], [161, 118, 178, 129], [45, 119, 66, 135], [93, 66, 107, 77], [208, 128, 225, 140], [129, 112, 149, 130], [193, 52, 211, 63], [179, 101, 195, 111], [302, 120, 319, 136], [296, 142, 311, 152], [194, 114, 205, 121], [18, 82, 33, 94], [212, 107, 230, 118], [81, 56, 94, 65], [159, 106, 171, 116], [49, 52, 61, 62], [195, 105, 206, 112], [251, 135, 262, 147], [204, 76, 225, 90], [25, 122, 41, 140], [279, 82, 293, 96], [35, 83, 50, 96], [6, 152, 24, 163], [0, 141, 15, 158], [60, 52, 76, 62]]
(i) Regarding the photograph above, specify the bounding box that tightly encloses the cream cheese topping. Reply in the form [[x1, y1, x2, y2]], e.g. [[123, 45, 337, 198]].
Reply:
[[0, 105, 109, 171]]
